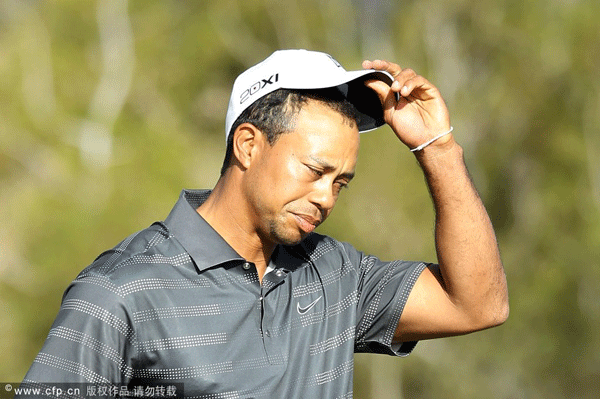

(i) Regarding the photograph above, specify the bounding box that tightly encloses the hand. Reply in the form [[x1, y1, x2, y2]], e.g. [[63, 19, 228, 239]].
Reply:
[[363, 60, 452, 151]]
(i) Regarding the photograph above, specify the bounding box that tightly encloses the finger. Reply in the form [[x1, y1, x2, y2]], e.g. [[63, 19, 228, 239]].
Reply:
[[386, 68, 418, 94], [362, 59, 403, 78], [398, 75, 438, 100], [364, 79, 397, 113], [364, 62, 421, 95]]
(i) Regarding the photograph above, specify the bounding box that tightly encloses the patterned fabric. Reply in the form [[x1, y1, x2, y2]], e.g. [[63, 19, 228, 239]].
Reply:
[[21, 190, 427, 398]]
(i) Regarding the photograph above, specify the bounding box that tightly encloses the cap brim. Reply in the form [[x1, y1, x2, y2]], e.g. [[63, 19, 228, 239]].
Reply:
[[280, 69, 393, 132], [342, 70, 393, 132]]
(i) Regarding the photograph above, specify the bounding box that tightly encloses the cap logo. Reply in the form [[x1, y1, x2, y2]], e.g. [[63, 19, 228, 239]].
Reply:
[[240, 73, 279, 104]]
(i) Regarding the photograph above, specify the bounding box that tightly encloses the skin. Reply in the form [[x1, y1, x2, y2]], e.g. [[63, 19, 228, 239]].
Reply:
[[200, 60, 509, 343]]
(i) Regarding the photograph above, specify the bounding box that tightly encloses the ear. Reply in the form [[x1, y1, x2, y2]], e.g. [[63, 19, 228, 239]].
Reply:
[[232, 123, 267, 170]]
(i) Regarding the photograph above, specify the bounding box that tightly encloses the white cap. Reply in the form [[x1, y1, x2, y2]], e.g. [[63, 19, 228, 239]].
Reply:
[[225, 49, 394, 141]]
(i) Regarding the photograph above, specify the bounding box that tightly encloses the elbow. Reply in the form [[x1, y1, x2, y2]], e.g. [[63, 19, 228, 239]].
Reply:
[[492, 282, 510, 326], [489, 300, 510, 328], [497, 297, 510, 325], [480, 296, 510, 330], [480, 274, 510, 329], [463, 294, 509, 333]]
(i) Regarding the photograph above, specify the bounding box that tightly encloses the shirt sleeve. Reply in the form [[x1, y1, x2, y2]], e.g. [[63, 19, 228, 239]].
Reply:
[[19, 274, 136, 387], [345, 243, 428, 357]]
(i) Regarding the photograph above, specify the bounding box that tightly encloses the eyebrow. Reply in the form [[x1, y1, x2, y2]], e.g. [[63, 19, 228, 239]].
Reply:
[[309, 156, 355, 181]]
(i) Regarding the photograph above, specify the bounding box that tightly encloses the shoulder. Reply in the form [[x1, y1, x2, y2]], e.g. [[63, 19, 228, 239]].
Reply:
[[69, 221, 191, 296], [290, 233, 365, 270]]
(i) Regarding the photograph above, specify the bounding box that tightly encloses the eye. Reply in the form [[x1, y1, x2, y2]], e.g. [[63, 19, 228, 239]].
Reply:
[[307, 165, 324, 177], [334, 180, 349, 193]]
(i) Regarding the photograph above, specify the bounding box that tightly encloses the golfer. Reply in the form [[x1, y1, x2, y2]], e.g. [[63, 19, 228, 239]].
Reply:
[[19, 49, 508, 398]]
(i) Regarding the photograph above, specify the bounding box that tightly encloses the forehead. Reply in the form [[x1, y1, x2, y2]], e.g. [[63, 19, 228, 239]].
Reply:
[[281, 100, 360, 163]]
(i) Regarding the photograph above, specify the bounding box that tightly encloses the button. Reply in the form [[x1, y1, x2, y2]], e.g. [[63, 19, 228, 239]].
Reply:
[[275, 269, 285, 277], [242, 262, 251, 270], [264, 330, 270, 337]]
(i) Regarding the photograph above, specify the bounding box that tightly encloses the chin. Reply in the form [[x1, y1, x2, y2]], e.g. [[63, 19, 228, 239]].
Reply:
[[268, 222, 307, 246], [274, 233, 306, 247]]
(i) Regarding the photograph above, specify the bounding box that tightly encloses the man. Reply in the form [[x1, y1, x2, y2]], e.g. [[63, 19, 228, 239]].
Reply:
[[20, 50, 508, 398]]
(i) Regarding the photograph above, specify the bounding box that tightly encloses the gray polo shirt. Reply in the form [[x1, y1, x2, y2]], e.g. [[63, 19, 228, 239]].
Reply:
[[21, 189, 427, 398]]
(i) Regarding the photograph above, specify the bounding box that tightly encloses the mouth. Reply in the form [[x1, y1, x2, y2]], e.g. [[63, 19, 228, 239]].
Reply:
[[292, 213, 321, 234]]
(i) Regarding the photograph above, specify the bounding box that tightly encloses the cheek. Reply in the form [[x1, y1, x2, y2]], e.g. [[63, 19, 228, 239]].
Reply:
[[253, 150, 312, 208], [278, 156, 308, 193], [249, 157, 298, 208]]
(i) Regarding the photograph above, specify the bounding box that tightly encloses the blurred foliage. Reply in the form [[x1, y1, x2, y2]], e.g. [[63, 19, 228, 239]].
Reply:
[[1, 0, 599, 398]]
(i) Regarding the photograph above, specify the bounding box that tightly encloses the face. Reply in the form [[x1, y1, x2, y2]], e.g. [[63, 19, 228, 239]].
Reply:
[[243, 100, 360, 246]]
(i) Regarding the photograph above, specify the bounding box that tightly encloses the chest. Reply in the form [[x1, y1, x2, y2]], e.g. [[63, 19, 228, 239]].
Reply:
[[129, 259, 358, 395]]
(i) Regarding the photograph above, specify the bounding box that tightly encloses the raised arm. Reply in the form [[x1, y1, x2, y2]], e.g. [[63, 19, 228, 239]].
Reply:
[[364, 60, 509, 342]]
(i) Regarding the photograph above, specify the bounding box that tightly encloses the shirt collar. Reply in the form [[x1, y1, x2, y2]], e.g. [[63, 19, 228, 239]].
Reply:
[[164, 189, 244, 273]]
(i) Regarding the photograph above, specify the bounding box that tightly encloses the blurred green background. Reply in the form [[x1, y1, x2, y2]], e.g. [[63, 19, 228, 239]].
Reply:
[[1, 0, 599, 398]]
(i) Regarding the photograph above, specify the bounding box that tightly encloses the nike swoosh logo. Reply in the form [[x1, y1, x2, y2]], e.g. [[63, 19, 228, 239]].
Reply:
[[297, 296, 323, 315]]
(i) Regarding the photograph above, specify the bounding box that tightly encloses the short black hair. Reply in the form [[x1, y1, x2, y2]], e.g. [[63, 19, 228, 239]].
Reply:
[[220, 88, 359, 175]]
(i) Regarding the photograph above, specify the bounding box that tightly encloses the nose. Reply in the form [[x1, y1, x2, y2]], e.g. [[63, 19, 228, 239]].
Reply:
[[308, 179, 337, 215]]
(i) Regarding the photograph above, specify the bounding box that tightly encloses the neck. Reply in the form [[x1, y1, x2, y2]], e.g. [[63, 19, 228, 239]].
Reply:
[[197, 174, 275, 280]]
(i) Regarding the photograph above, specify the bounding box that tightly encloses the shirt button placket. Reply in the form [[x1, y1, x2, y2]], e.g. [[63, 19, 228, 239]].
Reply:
[[260, 287, 282, 365]]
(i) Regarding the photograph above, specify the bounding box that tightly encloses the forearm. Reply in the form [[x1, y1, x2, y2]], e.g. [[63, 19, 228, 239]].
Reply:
[[416, 138, 509, 327]]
